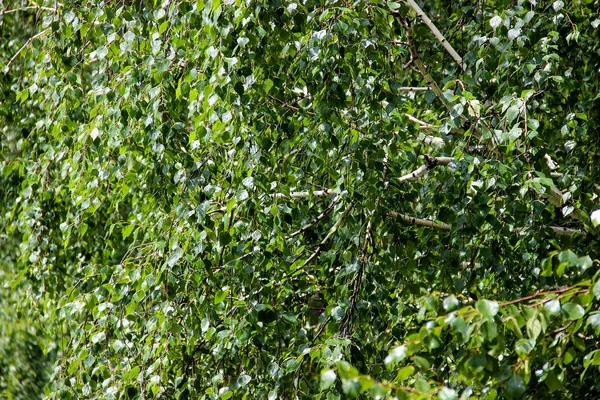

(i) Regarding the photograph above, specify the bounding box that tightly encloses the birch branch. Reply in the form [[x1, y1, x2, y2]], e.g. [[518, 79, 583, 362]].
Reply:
[[270, 189, 336, 199], [398, 87, 431, 92], [405, 113, 439, 130], [387, 211, 451, 230], [406, 0, 465, 71], [423, 135, 444, 146], [397, 156, 453, 182]]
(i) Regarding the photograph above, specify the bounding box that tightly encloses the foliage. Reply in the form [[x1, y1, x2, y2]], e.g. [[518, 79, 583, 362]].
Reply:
[[1, 0, 600, 398]]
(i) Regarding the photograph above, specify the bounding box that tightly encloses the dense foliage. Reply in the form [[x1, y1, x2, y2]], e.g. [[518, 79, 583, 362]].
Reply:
[[2, 0, 600, 398]]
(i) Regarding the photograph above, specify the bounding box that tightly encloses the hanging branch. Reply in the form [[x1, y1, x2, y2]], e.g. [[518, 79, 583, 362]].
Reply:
[[342, 137, 395, 337], [405, 0, 466, 71]]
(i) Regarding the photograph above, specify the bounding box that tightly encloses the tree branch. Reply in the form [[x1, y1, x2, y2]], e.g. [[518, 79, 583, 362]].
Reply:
[[387, 211, 451, 230], [405, 0, 465, 71], [405, 113, 439, 130], [398, 86, 431, 92], [286, 196, 338, 239], [270, 189, 336, 200], [397, 156, 453, 182]]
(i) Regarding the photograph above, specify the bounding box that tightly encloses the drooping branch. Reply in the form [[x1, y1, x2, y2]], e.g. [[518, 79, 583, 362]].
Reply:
[[397, 156, 453, 182], [405, 0, 465, 71]]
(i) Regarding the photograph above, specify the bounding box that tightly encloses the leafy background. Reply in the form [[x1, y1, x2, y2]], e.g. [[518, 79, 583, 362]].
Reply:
[[1, 0, 600, 398]]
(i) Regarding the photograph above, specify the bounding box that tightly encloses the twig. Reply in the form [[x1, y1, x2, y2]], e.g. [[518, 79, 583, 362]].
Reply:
[[7, 28, 51, 69], [406, 0, 465, 70]]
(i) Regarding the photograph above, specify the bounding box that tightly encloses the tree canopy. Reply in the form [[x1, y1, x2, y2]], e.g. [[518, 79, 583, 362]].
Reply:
[[1, 0, 600, 398]]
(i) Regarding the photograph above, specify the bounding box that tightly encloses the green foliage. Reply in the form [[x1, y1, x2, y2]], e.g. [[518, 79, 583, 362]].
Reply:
[[1, 0, 600, 398]]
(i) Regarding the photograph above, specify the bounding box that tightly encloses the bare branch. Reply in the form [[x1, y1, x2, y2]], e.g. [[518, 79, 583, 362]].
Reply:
[[406, 0, 465, 71]]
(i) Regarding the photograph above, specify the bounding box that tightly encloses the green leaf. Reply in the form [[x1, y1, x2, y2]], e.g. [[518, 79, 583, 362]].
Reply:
[[506, 376, 526, 397], [167, 247, 183, 267], [264, 79, 274, 93], [122, 224, 134, 240], [443, 295, 459, 311], [214, 290, 228, 305], [331, 306, 345, 322], [562, 303, 585, 320], [384, 346, 407, 369], [467, 354, 486, 374], [591, 209, 600, 228], [476, 300, 499, 319], [320, 370, 336, 390], [515, 338, 536, 357], [396, 365, 415, 381]]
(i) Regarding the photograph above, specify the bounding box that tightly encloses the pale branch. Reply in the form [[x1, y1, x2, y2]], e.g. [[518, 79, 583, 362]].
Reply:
[[270, 189, 335, 199], [387, 211, 451, 230], [398, 86, 431, 91], [423, 135, 444, 146], [406, 0, 465, 71], [405, 113, 439, 130], [397, 156, 453, 182], [7, 28, 51, 69], [511, 226, 583, 236]]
